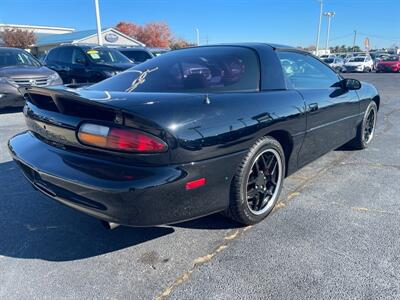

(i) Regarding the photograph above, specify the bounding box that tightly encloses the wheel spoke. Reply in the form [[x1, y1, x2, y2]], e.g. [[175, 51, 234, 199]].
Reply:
[[266, 155, 276, 170], [260, 154, 268, 170], [247, 188, 256, 198], [259, 196, 270, 209], [248, 177, 257, 185], [254, 160, 260, 173], [270, 160, 278, 176], [251, 193, 261, 209]]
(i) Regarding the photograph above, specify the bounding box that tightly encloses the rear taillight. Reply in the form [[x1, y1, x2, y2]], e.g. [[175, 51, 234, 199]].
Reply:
[[77, 123, 168, 153]]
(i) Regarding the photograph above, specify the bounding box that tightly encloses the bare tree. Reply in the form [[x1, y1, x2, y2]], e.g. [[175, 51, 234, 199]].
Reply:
[[2, 29, 36, 49]]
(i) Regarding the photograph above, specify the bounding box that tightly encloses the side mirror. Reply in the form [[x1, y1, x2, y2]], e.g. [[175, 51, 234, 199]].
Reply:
[[334, 78, 361, 90], [344, 78, 361, 90]]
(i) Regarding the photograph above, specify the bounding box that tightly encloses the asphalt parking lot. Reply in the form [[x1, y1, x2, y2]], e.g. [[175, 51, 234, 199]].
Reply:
[[0, 73, 399, 299]]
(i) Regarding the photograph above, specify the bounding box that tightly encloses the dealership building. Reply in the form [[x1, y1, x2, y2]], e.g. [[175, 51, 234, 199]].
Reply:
[[0, 24, 145, 55]]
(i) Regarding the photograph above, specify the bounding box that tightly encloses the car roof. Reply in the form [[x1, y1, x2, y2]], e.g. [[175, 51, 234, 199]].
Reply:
[[0, 47, 25, 51], [209, 42, 294, 49], [55, 44, 113, 50], [116, 47, 152, 52]]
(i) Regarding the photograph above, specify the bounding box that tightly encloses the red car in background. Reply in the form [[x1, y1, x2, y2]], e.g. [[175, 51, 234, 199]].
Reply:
[[376, 55, 400, 73]]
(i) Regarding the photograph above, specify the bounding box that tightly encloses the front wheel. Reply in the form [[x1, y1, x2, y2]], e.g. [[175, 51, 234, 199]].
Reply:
[[349, 101, 377, 149], [225, 136, 285, 225]]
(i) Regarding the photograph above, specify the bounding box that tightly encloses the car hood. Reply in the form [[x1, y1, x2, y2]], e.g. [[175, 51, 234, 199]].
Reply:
[[0, 66, 56, 78]]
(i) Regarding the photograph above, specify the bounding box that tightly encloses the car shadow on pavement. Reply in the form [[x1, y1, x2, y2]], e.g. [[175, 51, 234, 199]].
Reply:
[[0, 107, 23, 114], [0, 160, 175, 262], [0, 160, 239, 262], [174, 214, 242, 230]]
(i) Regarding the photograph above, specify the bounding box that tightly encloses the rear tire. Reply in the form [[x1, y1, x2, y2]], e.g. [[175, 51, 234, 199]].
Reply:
[[349, 101, 377, 150], [225, 136, 285, 225]]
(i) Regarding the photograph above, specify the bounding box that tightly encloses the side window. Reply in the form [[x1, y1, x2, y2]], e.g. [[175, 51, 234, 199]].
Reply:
[[72, 48, 86, 64], [46, 48, 59, 62], [58, 47, 73, 64], [277, 51, 340, 89]]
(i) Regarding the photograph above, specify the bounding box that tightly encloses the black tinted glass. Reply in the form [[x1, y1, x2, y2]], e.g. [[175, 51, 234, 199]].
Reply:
[[88, 46, 260, 93], [121, 50, 152, 63], [57, 47, 73, 63], [323, 58, 334, 63], [45, 48, 58, 62], [0, 49, 41, 67], [278, 51, 340, 89], [72, 48, 86, 63]]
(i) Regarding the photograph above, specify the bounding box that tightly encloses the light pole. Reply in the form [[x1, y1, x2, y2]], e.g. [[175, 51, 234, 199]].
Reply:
[[324, 11, 335, 53], [315, 0, 323, 56], [195, 28, 200, 46], [94, 0, 103, 46], [352, 30, 357, 53]]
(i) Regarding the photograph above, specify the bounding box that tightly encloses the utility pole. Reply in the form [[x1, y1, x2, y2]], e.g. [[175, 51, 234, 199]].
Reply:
[[195, 28, 200, 46], [352, 30, 357, 53], [94, 0, 103, 45], [324, 11, 335, 53], [315, 0, 323, 56]]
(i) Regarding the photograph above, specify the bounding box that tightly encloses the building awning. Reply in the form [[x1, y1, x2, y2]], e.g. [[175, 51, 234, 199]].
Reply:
[[35, 28, 145, 47]]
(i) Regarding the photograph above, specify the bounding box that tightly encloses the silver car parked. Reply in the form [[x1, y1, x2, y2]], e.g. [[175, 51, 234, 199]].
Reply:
[[0, 47, 63, 109], [322, 57, 346, 72]]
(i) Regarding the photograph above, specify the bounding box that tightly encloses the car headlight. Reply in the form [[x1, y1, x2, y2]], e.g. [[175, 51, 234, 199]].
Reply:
[[48, 73, 63, 85]]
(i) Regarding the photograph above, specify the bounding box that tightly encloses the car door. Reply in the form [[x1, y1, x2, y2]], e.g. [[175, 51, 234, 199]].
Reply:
[[46, 47, 73, 83], [45, 48, 67, 81], [70, 48, 89, 83], [277, 51, 360, 167]]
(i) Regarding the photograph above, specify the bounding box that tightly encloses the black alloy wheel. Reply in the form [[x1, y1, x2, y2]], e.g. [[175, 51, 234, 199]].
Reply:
[[246, 149, 282, 215], [349, 101, 377, 149], [363, 105, 376, 144], [225, 136, 285, 225]]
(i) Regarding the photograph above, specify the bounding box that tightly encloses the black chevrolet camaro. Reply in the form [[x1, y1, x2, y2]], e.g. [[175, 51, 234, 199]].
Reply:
[[8, 43, 379, 228]]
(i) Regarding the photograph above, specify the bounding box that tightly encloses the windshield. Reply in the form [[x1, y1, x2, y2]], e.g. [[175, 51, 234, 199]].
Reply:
[[85, 48, 131, 65], [323, 58, 334, 63], [87, 46, 260, 93], [382, 56, 399, 62], [120, 50, 153, 63], [0, 49, 42, 68], [348, 57, 365, 62]]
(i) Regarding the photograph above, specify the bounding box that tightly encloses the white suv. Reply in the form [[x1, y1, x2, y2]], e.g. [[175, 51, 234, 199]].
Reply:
[[344, 55, 374, 72]]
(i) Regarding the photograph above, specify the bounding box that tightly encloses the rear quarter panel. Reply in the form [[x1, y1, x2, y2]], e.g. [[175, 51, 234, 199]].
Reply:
[[119, 91, 307, 174]]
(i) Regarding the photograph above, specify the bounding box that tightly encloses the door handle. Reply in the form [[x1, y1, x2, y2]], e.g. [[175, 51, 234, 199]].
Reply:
[[308, 103, 319, 112]]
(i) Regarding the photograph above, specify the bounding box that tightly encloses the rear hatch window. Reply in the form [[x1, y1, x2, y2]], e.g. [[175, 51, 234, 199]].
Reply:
[[88, 46, 260, 93]]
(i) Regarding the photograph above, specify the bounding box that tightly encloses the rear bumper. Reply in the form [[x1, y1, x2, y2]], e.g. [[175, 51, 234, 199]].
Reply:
[[8, 131, 243, 226]]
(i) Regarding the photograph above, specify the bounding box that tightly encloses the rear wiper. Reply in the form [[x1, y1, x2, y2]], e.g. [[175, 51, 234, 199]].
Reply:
[[125, 67, 159, 92]]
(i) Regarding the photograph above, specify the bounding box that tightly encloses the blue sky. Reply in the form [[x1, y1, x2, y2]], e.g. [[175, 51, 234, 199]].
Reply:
[[1, 0, 399, 48]]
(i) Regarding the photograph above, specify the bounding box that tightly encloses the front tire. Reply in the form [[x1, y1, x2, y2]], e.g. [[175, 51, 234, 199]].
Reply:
[[226, 136, 285, 225], [349, 101, 377, 149]]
